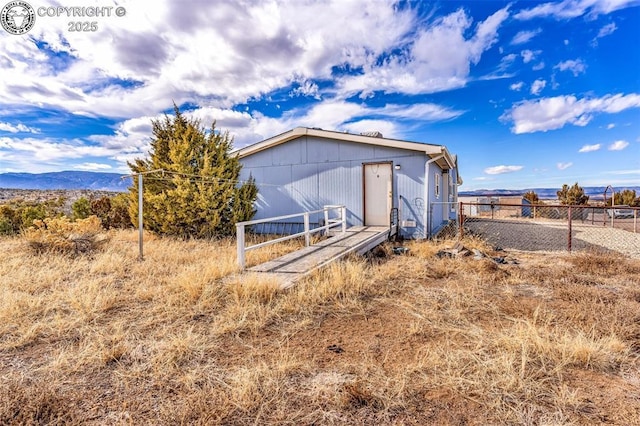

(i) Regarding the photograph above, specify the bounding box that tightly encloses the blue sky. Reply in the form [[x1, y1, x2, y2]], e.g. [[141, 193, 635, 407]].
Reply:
[[0, 0, 638, 190]]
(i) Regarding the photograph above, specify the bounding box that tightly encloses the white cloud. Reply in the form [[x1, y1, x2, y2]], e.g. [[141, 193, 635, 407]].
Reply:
[[502, 93, 640, 134], [530, 79, 547, 95], [554, 59, 586, 76], [608, 140, 629, 150], [514, 0, 639, 20], [498, 53, 517, 71], [510, 81, 524, 91], [0, 0, 420, 118], [336, 6, 510, 97], [521, 49, 541, 64], [557, 162, 573, 170], [579, 143, 601, 152], [0, 122, 40, 134], [606, 123, 615, 129], [74, 163, 113, 171], [511, 29, 542, 45], [532, 62, 545, 71], [484, 165, 523, 175], [290, 80, 321, 99], [597, 22, 618, 38]]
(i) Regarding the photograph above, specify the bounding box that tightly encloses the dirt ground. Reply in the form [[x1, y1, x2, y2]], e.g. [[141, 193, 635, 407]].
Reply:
[[1, 235, 639, 425]]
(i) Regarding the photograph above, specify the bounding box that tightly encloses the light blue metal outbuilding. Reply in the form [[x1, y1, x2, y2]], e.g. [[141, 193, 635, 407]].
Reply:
[[237, 127, 462, 239]]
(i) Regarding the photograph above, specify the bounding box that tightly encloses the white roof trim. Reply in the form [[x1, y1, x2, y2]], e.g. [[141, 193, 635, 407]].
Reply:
[[236, 127, 454, 164]]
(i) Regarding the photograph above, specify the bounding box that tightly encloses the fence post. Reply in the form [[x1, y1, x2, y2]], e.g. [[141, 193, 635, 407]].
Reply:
[[304, 212, 310, 246], [138, 173, 144, 261], [341, 206, 347, 234], [567, 206, 572, 252], [458, 202, 464, 240], [236, 223, 245, 270]]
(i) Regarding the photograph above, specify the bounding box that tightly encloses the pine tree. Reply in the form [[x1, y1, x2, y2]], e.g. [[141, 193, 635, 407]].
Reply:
[[128, 105, 258, 238]]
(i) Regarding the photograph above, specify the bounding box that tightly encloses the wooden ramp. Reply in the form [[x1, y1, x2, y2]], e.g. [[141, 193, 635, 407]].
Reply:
[[248, 226, 390, 288]]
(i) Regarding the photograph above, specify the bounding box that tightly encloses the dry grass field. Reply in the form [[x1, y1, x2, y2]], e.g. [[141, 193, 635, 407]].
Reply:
[[1, 230, 639, 425]]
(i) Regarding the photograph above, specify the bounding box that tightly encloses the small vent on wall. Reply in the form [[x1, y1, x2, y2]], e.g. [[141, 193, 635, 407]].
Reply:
[[360, 131, 384, 138]]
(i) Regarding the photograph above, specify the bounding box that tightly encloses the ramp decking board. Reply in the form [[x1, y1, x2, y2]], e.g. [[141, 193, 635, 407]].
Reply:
[[246, 226, 390, 288]]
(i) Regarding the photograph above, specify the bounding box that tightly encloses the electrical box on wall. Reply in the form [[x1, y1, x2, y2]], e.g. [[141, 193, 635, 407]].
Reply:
[[401, 220, 416, 227]]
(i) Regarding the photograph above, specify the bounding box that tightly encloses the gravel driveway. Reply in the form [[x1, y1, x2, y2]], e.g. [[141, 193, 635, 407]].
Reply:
[[464, 218, 640, 258]]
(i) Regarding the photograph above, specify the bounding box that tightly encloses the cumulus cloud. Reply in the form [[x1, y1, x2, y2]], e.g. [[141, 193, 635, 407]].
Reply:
[[554, 59, 586, 76], [336, 6, 510, 97], [557, 162, 573, 170], [510, 81, 524, 91], [606, 123, 615, 129], [579, 143, 601, 152], [530, 79, 547, 95], [514, 0, 639, 20], [502, 93, 640, 134], [511, 28, 542, 45], [608, 140, 629, 150], [484, 165, 523, 175], [0, 0, 420, 118]]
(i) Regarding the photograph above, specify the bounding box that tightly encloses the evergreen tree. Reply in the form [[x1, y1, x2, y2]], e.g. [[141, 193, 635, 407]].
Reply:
[[523, 190, 539, 204], [557, 183, 589, 205], [128, 105, 258, 238], [611, 189, 639, 206]]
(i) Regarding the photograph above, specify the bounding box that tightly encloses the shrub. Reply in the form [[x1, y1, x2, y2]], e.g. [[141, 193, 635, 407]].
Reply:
[[557, 183, 589, 205], [90, 194, 132, 229], [23, 216, 108, 255], [72, 197, 92, 220], [20, 204, 47, 229], [0, 205, 20, 235]]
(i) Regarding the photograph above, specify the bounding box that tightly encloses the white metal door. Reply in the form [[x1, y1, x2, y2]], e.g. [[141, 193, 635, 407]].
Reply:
[[364, 163, 392, 226], [442, 172, 449, 219]]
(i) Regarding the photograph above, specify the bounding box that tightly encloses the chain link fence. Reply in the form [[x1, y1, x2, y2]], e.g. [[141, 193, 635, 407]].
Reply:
[[457, 202, 640, 258]]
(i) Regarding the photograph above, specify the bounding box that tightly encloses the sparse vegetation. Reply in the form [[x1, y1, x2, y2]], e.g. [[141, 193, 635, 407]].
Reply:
[[1, 231, 639, 424], [0, 190, 133, 236]]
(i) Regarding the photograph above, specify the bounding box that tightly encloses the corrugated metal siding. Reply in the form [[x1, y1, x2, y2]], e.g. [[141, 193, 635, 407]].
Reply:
[[239, 135, 450, 238]]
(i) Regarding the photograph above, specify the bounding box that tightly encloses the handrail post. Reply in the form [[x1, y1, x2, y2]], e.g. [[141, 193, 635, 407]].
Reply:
[[324, 208, 329, 235], [236, 223, 245, 269], [341, 206, 346, 234], [304, 212, 310, 246]]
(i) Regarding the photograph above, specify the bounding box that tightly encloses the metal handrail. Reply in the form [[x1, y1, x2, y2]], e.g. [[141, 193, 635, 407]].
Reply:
[[236, 205, 347, 269]]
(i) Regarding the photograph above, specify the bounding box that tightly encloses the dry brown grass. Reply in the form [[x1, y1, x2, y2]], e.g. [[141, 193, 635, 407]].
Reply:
[[1, 230, 639, 424]]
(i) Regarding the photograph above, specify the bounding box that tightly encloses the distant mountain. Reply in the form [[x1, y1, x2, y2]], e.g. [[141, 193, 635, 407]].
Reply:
[[0, 171, 132, 191], [459, 186, 640, 200]]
